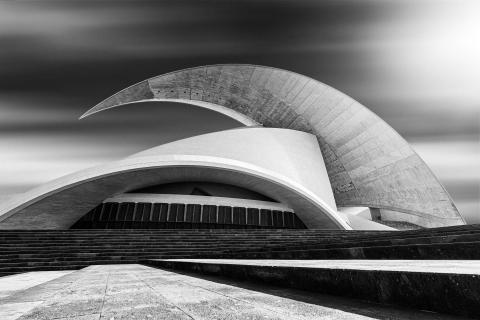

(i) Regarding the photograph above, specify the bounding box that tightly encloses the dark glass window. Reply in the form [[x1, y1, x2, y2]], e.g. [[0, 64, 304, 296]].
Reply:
[[220, 206, 232, 224], [159, 203, 168, 222], [192, 204, 202, 223], [284, 211, 294, 228], [142, 203, 152, 221], [91, 205, 103, 221], [151, 204, 161, 222], [185, 204, 195, 222], [247, 208, 259, 225], [260, 209, 272, 226], [135, 203, 146, 221], [201, 205, 217, 223], [175, 204, 186, 222], [109, 203, 119, 221], [117, 203, 128, 221], [233, 207, 247, 225], [72, 198, 299, 230], [168, 204, 180, 222], [100, 203, 113, 221], [125, 203, 135, 221], [272, 210, 284, 227]]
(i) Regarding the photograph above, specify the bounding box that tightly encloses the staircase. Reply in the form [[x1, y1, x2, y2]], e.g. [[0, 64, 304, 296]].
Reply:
[[209, 224, 480, 260], [1, 225, 479, 277], [0, 229, 375, 276]]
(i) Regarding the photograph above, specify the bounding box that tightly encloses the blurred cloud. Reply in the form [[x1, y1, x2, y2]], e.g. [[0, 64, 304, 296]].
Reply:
[[411, 139, 480, 223]]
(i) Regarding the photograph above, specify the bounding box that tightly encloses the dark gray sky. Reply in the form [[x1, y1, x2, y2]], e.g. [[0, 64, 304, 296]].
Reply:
[[0, 0, 478, 222]]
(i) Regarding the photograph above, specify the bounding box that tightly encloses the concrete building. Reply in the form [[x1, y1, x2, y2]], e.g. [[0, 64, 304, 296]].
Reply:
[[0, 64, 465, 230]]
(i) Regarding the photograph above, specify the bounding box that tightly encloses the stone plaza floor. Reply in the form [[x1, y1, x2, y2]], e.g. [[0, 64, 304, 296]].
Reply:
[[0, 264, 470, 320]]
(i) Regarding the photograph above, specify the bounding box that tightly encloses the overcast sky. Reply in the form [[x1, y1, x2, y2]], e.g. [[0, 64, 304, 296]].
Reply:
[[0, 0, 478, 222]]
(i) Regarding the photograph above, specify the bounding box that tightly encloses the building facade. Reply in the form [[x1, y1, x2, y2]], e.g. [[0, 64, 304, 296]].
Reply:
[[0, 65, 465, 230]]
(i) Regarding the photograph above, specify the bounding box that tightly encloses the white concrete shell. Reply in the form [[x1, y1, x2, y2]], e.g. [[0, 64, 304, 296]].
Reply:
[[0, 128, 348, 230], [81, 64, 464, 228]]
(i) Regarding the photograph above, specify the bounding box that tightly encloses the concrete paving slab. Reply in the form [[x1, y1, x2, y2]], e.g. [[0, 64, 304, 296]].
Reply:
[[148, 259, 480, 318], [0, 271, 74, 299], [0, 264, 471, 320], [0, 301, 44, 320]]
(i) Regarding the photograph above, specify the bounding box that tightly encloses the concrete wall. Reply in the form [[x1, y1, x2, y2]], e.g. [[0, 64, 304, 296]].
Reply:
[[129, 127, 337, 212], [82, 64, 464, 228]]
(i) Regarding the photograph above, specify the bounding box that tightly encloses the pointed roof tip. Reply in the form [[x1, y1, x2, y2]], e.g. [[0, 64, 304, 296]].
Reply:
[[79, 99, 112, 120], [78, 112, 87, 120], [78, 106, 99, 120], [78, 109, 92, 120]]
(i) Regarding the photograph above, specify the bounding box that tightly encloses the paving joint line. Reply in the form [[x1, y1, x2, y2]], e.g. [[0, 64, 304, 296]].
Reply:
[[98, 269, 111, 320], [141, 267, 295, 318], [11, 267, 94, 319], [161, 269, 290, 318], [133, 267, 197, 320]]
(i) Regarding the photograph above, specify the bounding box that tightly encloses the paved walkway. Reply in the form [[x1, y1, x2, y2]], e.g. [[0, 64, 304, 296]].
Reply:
[[0, 264, 469, 320], [0, 271, 74, 299]]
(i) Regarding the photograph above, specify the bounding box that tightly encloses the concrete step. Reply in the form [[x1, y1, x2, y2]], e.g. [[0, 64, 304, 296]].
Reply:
[[1, 226, 480, 275], [0, 235, 330, 241], [3, 239, 479, 256], [0, 240, 322, 248], [0, 254, 200, 265], [3, 241, 478, 261], [215, 241, 480, 260], [0, 227, 473, 235], [145, 258, 480, 318], [1, 224, 477, 234], [217, 234, 480, 253], [0, 243, 306, 253], [3, 231, 480, 244], [0, 255, 196, 274], [0, 237, 349, 242], [0, 248, 254, 261], [0, 255, 192, 269], [1, 228, 479, 241]]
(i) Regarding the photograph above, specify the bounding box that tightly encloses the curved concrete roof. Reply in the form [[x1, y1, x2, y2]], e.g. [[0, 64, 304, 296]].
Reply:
[[0, 128, 347, 230], [82, 64, 464, 228]]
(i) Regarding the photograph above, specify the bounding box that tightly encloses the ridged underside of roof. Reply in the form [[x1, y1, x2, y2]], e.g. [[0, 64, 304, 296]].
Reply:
[[82, 64, 464, 227]]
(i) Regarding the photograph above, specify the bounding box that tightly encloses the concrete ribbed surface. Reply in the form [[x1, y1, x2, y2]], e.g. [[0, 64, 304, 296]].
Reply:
[[81, 64, 463, 227]]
